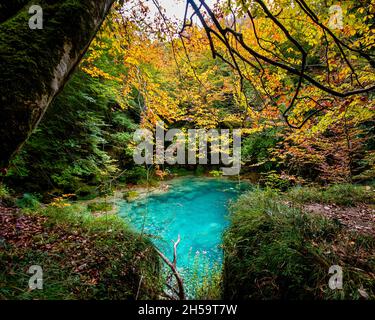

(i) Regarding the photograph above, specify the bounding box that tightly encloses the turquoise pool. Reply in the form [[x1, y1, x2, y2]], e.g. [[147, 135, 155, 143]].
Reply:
[[119, 177, 249, 281]]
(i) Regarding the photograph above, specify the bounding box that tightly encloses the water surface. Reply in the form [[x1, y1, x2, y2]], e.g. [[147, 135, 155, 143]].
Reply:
[[119, 177, 249, 278]]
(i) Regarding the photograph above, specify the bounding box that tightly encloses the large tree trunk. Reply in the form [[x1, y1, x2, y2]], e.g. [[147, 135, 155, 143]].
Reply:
[[0, 0, 115, 169]]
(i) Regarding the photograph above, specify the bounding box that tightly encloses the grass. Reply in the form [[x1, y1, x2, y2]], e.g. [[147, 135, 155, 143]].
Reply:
[[286, 184, 374, 206], [193, 267, 222, 300], [15, 193, 41, 210], [0, 203, 162, 300], [2, 182, 373, 300], [0, 183, 14, 206], [0, 183, 9, 198], [223, 188, 375, 300], [185, 252, 222, 299], [87, 201, 113, 212]]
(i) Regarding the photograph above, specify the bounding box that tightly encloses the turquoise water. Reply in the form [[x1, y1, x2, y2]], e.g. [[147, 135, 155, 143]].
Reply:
[[119, 177, 249, 279]]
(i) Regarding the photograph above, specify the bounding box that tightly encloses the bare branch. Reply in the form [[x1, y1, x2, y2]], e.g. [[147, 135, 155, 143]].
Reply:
[[156, 235, 185, 300]]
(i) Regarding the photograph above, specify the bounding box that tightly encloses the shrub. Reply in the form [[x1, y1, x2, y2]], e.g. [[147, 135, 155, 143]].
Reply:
[[241, 128, 280, 172], [259, 171, 292, 191], [0, 183, 10, 199], [124, 166, 148, 184], [169, 167, 192, 177], [223, 189, 375, 299], [184, 251, 223, 299], [15, 193, 41, 210], [209, 170, 222, 177], [0, 183, 14, 206], [322, 184, 374, 205], [195, 165, 205, 176], [287, 184, 374, 206], [123, 191, 139, 202]]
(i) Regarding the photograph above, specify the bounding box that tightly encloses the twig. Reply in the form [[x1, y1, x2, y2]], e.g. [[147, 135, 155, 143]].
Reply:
[[156, 234, 185, 300]]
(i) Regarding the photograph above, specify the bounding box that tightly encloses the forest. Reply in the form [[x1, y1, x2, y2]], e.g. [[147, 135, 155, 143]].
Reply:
[[0, 0, 374, 301]]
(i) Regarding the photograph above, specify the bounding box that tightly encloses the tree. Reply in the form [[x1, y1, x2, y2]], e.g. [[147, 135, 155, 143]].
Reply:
[[7, 14, 140, 194], [182, 0, 375, 127], [0, 0, 115, 169], [2, 0, 374, 173]]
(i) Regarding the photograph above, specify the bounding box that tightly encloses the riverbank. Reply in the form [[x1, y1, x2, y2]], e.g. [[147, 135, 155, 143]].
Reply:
[[78, 174, 251, 217], [1, 180, 374, 300], [0, 202, 162, 299], [223, 184, 375, 300]]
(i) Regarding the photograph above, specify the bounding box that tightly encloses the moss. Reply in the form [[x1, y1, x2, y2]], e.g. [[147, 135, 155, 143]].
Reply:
[[0, 1, 29, 23], [0, 1, 95, 103], [0, 0, 112, 167], [123, 190, 139, 202]]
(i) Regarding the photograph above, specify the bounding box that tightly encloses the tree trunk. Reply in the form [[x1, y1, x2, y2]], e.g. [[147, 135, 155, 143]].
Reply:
[[0, 0, 115, 169]]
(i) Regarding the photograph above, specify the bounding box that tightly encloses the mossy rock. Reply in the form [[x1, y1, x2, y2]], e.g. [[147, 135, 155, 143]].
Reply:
[[123, 190, 139, 202], [0, 0, 114, 167]]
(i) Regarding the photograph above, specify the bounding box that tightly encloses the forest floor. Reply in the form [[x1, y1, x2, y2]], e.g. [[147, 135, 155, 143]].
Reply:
[[304, 203, 375, 237], [1, 182, 374, 299], [3, 204, 373, 240], [223, 185, 375, 300], [0, 203, 161, 299], [284, 184, 375, 237], [2, 193, 374, 241]]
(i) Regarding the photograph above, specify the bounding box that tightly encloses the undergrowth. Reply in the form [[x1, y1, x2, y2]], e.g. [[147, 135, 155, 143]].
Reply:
[[286, 184, 374, 206], [186, 252, 222, 299], [87, 201, 114, 213], [223, 188, 375, 300], [0, 203, 162, 300]]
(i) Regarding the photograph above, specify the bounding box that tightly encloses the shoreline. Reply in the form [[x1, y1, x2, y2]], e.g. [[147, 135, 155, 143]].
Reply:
[[78, 175, 252, 216]]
